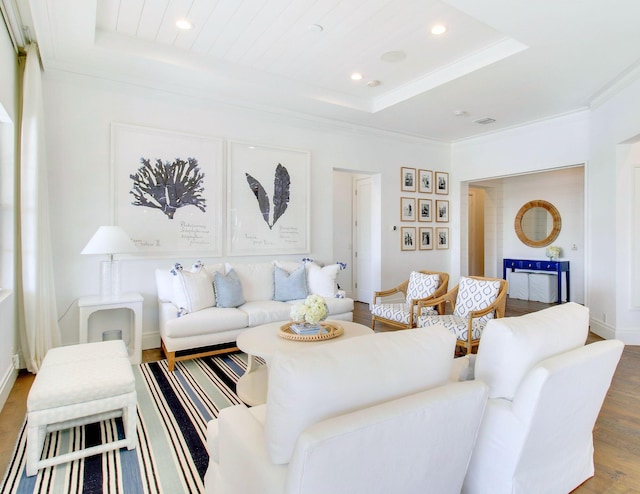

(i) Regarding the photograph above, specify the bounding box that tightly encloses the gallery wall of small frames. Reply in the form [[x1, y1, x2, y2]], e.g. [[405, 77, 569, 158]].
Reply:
[[400, 167, 449, 251]]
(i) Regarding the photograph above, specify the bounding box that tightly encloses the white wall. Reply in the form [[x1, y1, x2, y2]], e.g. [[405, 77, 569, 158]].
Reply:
[[0, 22, 18, 409], [42, 70, 450, 348], [588, 75, 640, 343]]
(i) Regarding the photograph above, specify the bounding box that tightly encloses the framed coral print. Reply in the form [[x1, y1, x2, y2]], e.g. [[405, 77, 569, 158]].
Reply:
[[435, 171, 449, 195], [401, 167, 416, 192], [436, 227, 449, 249], [418, 169, 433, 193], [111, 123, 224, 256], [419, 227, 433, 250], [418, 198, 432, 222], [400, 197, 416, 222], [401, 227, 416, 251], [436, 200, 449, 222], [227, 141, 310, 255]]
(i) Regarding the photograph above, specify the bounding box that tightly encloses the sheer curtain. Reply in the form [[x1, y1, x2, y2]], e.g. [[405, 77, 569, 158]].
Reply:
[[18, 43, 61, 372]]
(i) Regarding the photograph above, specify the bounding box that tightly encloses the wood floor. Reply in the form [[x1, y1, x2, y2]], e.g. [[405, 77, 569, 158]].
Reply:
[[1, 299, 638, 493]]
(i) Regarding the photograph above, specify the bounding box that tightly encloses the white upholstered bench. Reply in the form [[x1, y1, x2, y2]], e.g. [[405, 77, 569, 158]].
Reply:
[[26, 340, 137, 476]]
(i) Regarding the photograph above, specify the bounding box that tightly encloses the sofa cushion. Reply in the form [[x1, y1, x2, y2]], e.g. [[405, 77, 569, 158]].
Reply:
[[240, 301, 294, 327], [265, 326, 455, 464], [307, 263, 341, 298], [274, 264, 308, 301], [170, 264, 215, 313], [214, 269, 246, 308], [405, 271, 440, 303], [163, 307, 248, 338], [475, 302, 589, 400], [228, 262, 274, 302]]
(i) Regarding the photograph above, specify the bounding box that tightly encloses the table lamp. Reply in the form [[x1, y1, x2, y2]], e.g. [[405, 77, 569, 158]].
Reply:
[[81, 226, 137, 297]]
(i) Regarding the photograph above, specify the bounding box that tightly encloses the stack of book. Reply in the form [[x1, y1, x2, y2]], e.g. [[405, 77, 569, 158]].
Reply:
[[290, 323, 325, 335]]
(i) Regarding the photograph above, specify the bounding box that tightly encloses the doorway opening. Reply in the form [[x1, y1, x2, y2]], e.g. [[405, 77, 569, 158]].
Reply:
[[332, 169, 381, 304]]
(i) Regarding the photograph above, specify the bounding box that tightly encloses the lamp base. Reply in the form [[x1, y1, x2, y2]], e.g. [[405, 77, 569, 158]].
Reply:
[[100, 260, 121, 298]]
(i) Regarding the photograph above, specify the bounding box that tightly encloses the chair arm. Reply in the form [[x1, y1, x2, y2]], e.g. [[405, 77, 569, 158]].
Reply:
[[417, 285, 458, 315], [372, 279, 409, 304]]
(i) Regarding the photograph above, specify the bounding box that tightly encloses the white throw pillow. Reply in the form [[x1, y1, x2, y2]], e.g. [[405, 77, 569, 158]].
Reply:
[[226, 262, 274, 302], [170, 263, 215, 314], [307, 263, 341, 298]]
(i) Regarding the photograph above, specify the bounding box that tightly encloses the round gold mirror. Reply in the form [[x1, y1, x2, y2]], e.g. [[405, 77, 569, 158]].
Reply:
[[514, 200, 561, 247]]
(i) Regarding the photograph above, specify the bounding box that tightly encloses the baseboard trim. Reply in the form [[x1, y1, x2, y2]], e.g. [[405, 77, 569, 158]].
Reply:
[[142, 331, 161, 351], [0, 363, 17, 412], [590, 317, 640, 345]]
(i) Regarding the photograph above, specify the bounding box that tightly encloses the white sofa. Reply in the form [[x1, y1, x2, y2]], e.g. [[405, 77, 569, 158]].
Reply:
[[458, 302, 624, 493], [155, 260, 354, 370], [205, 326, 489, 494]]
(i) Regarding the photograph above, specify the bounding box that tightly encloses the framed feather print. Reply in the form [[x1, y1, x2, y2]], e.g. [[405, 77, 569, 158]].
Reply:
[[227, 141, 310, 255]]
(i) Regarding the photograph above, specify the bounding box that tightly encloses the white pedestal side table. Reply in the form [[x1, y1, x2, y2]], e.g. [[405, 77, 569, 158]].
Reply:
[[78, 292, 143, 364]]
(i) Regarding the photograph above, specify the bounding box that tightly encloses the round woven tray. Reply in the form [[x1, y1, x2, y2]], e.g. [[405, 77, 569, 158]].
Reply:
[[278, 321, 344, 341]]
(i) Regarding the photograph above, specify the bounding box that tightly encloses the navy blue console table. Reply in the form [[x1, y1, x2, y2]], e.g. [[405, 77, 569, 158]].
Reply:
[[502, 258, 570, 304]]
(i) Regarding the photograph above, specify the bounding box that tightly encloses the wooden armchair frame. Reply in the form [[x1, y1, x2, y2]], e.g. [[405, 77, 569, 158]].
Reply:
[[371, 270, 449, 330], [417, 276, 508, 354]]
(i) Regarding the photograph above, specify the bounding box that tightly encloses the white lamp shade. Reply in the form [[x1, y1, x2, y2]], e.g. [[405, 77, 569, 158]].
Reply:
[[81, 226, 137, 255]]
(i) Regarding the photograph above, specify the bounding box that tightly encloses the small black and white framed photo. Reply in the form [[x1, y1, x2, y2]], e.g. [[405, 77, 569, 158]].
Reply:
[[418, 198, 432, 222], [435, 171, 449, 195], [401, 226, 416, 251], [418, 169, 433, 193], [401, 167, 416, 192], [400, 197, 416, 222], [419, 227, 433, 250], [436, 199, 449, 222], [436, 227, 449, 249]]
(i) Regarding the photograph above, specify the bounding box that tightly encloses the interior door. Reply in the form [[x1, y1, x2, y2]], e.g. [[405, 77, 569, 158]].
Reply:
[[355, 177, 373, 303], [468, 188, 485, 276]]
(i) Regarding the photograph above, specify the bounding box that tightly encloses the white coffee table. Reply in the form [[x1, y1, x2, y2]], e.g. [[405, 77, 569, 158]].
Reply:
[[236, 320, 373, 406]]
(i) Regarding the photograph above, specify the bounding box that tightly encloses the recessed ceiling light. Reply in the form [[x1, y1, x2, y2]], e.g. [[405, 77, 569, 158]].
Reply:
[[431, 24, 447, 35], [351, 73, 364, 81], [453, 110, 468, 117], [367, 80, 381, 87], [176, 18, 193, 30]]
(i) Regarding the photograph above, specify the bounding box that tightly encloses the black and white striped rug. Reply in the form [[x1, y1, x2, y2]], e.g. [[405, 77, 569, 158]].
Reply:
[[1, 353, 249, 494]]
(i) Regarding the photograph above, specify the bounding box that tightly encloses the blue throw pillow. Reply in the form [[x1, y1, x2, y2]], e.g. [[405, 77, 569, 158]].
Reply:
[[274, 264, 308, 301], [214, 269, 245, 308]]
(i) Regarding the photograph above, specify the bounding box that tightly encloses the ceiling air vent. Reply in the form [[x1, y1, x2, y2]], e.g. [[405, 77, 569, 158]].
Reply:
[[474, 117, 496, 125]]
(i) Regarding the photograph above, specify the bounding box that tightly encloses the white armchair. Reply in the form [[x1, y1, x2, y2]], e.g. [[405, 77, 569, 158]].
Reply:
[[205, 326, 489, 494], [459, 302, 624, 494]]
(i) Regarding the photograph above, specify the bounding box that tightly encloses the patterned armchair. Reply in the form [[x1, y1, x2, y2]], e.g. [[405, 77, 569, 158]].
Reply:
[[370, 270, 449, 331], [417, 276, 508, 355]]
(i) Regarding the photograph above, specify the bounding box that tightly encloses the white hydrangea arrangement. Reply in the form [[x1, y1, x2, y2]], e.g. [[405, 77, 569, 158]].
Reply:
[[545, 245, 561, 260], [290, 294, 328, 325]]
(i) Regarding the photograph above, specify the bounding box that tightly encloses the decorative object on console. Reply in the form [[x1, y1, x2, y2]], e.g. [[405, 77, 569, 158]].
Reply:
[[546, 245, 561, 260], [81, 225, 137, 297]]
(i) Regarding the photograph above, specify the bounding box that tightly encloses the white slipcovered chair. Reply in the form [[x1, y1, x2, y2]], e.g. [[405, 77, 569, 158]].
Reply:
[[205, 326, 489, 494], [370, 270, 449, 330], [458, 302, 624, 494], [417, 275, 508, 354]]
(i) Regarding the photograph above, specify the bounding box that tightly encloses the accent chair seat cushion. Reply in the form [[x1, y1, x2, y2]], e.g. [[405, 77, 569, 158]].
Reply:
[[418, 314, 487, 341], [371, 303, 438, 325]]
